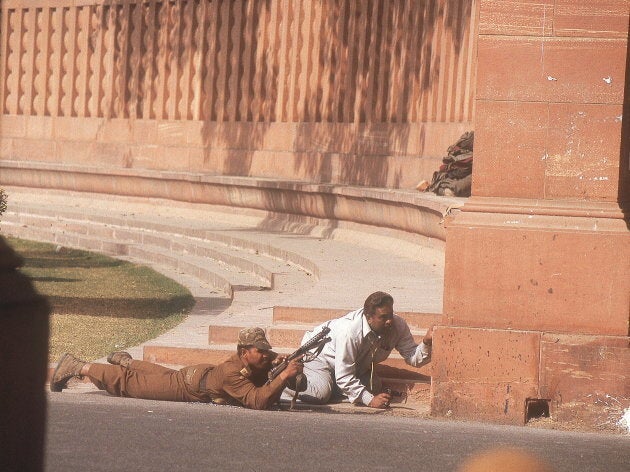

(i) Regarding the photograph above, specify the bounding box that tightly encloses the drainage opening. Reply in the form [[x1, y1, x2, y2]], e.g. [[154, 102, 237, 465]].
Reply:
[[525, 398, 550, 422]]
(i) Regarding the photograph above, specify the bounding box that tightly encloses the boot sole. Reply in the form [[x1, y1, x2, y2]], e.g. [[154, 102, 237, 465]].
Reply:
[[50, 352, 71, 392]]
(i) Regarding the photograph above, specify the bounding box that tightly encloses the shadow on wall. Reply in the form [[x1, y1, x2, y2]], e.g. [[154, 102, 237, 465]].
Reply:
[[195, 0, 475, 223]]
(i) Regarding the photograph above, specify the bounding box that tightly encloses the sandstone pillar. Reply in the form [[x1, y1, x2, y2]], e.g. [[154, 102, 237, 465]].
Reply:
[[432, 1, 630, 425]]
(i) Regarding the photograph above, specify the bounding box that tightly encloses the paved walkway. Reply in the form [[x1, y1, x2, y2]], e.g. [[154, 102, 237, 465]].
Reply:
[[3, 186, 446, 365]]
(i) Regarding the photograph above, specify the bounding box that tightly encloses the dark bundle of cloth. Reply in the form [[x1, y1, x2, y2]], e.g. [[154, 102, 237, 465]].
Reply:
[[422, 131, 473, 197]]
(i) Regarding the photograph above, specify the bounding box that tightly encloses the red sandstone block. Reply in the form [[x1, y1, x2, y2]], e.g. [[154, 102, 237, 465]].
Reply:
[[54, 117, 102, 141], [188, 148, 206, 171], [154, 146, 190, 171], [25, 116, 53, 140], [156, 121, 187, 146], [90, 142, 131, 167], [10, 139, 58, 163], [554, 0, 629, 38], [479, 0, 554, 36], [0, 115, 26, 137], [477, 37, 626, 104], [129, 145, 160, 168], [473, 101, 547, 198], [544, 103, 623, 201], [259, 123, 298, 151], [430, 326, 540, 424], [432, 327, 541, 381], [539, 333, 629, 404], [0, 138, 13, 157], [96, 118, 133, 143], [444, 222, 630, 336], [131, 120, 158, 145]]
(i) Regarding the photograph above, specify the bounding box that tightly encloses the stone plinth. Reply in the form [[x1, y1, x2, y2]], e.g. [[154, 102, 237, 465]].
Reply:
[[433, 1, 630, 426]]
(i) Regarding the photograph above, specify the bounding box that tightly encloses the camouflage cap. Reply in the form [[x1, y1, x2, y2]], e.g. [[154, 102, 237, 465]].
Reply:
[[237, 327, 273, 351]]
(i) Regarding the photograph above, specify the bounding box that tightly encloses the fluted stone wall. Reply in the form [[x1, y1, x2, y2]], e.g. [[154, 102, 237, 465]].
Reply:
[[0, 0, 477, 188]]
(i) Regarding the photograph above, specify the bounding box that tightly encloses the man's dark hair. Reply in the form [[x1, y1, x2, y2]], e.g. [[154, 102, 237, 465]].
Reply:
[[363, 291, 394, 316]]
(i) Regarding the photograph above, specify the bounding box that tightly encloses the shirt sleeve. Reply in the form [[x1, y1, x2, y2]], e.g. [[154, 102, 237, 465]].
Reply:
[[334, 330, 374, 406], [222, 370, 287, 410], [394, 318, 431, 367]]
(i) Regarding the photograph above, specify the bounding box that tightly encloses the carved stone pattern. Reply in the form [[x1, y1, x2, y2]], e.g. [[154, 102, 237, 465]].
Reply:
[[1, 0, 476, 124], [87, 5, 100, 117], [46, 8, 59, 116], [189, 0, 203, 120], [18, 9, 29, 114], [128, 2, 142, 118], [59, 8, 72, 116], [5, 9, 19, 114], [74, 6, 86, 116], [100, 6, 114, 118], [33, 9, 45, 115], [141, 1, 155, 119]]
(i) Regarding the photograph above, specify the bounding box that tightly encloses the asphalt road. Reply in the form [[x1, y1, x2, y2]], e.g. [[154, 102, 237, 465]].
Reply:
[[45, 392, 629, 472]]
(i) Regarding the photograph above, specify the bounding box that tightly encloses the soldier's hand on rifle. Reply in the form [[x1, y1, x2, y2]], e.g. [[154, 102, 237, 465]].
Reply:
[[278, 354, 304, 381], [368, 392, 392, 409], [272, 355, 287, 367]]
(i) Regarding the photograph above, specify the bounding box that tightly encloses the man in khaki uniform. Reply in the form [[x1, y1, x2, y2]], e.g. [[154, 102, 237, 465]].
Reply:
[[50, 328, 303, 410]]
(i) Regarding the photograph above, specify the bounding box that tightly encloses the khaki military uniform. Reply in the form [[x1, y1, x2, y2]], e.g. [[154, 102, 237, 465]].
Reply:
[[87, 354, 287, 410]]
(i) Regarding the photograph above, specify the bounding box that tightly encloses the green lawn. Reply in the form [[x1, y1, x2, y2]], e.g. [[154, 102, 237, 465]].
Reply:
[[6, 237, 194, 362]]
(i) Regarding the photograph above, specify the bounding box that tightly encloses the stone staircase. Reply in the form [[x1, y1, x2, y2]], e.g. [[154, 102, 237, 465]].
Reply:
[[1, 186, 453, 407]]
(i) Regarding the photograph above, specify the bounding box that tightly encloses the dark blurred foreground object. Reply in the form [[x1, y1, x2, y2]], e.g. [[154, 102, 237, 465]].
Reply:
[[0, 236, 50, 472], [418, 131, 474, 197]]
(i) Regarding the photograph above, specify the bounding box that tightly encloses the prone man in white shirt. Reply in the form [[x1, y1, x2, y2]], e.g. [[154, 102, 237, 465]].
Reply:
[[289, 291, 433, 409]]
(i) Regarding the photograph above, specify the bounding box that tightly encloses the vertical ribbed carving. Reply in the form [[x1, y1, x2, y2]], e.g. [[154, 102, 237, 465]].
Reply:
[[87, 5, 103, 117], [215, 0, 230, 122], [238, 0, 254, 121], [128, 1, 142, 118], [180, 0, 195, 120], [142, 1, 157, 119], [0, 8, 12, 113], [101, 4, 116, 118], [59, 8, 73, 116], [306, 1, 322, 122], [1, 0, 477, 124], [166, 1, 180, 119], [47, 7, 62, 116], [225, 0, 239, 122], [154, 0, 168, 120], [275, 0, 290, 122], [202, 0, 219, 121], [294, 0, 309, 122], [114, 3, 130, 118], [250, 0, 267, 122], [33, 8, 47, 116], [18, 8, 30, 114], [74, 6, 87, 117]]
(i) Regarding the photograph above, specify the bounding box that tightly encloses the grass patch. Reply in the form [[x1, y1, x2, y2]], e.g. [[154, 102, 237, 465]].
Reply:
[[7, 237, 194, 362]]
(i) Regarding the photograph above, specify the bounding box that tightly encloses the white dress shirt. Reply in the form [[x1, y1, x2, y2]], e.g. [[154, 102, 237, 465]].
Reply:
[[304, 308, 431, 406]]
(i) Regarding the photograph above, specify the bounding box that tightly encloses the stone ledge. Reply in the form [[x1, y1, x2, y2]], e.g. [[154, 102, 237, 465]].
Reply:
[[0, 160, 463, 242]]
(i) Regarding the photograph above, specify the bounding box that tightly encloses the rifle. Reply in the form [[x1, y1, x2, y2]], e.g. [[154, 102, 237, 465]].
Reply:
[[268, 326, 331, 382]]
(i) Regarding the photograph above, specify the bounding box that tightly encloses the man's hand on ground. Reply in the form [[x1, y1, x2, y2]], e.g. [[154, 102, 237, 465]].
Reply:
[[423, 325, 434, 346], [368, 392, 392, 409]]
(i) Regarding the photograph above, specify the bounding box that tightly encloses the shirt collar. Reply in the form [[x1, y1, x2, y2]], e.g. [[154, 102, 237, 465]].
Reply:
[[361, 309, 377, 338]]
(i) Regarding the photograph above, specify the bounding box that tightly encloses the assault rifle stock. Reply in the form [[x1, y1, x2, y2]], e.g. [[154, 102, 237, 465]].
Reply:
[[267, 326, 331, 382]]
